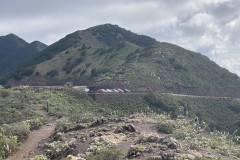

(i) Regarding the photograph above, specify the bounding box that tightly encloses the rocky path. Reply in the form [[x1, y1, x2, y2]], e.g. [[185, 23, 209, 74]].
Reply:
[[6, 105, 55, 160], [6, 125, 54, 160]]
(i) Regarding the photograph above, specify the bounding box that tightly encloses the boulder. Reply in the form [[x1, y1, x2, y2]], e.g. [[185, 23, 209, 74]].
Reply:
[[124, 123, 136, 132], [114, 123, 136, 133], [148, 156, 162, 160], [160, 137, 179, 149]]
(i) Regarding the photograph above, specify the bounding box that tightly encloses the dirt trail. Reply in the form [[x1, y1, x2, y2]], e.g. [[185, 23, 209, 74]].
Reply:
[[6, 105, 55, 160], [6, 125, 54, 160]]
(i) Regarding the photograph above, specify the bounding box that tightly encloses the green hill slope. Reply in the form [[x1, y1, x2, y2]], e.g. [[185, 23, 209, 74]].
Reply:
[[0, 34, 47, 73], [1, 24, 240, 97]]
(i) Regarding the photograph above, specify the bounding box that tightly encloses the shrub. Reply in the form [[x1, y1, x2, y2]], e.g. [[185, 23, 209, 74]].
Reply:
[[144, 93, 173, 112], [3, 123, 30, 142], [29, 155, 49, 160], [20, 67, 34, 76], [127, 145, 144, 158], [55, 118, 72, 132], [63, 58, 84, 74], [0, 89, 10, 98], [66, 155, 73, 160], [46, 141, 70, 159], [35, 72, 40, 76], [23, 117, 45, 131], [46, 69, 58, 77], [86, 147, 124, 160], [157, 122, 174, 134], [0, 134, 19, 158]]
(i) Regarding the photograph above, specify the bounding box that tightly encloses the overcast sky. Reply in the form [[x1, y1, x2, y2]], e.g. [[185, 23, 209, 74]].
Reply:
[[1, 0, 240, 75]]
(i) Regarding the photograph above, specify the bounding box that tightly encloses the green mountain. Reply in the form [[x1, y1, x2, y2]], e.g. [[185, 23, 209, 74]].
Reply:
[[0, 34, 47, 74], [1, 24, 240, 97]]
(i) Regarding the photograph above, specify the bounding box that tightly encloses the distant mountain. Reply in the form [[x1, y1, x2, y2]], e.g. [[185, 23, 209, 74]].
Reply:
[[1, 24, 240, 97], [0, 34, 47, 73]]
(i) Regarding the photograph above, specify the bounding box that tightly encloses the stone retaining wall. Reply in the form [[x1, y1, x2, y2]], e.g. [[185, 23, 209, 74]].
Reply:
[[88, 92, 148, 103]]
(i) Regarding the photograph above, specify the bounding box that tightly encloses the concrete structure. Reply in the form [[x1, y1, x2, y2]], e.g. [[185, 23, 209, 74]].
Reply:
[[88, 92, 148, 103]]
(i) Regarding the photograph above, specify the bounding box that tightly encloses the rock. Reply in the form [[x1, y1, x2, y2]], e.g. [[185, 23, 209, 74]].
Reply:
[[69, 138, 77, 148], [114, 126, 124, 133], [124, 123, 136, 132], [186, 154, 195, 160], [127, 145, 137, 157], [69, 123, 88, 131], [89, 119, 106, 127], [160, 137, 178, 149], [55, 132, 64, 141], [77, 153, 86, 158], [115, 123, 136, 133], [89, 131, 95, 137], [127, 145, 144, 158], [97, 132, 103, 136], [159, 151, 176, 160], [99, 127, 108, 132], [87, 145, 94, 152], [148, 156, 162, 160], [138, 133, 159, 143]]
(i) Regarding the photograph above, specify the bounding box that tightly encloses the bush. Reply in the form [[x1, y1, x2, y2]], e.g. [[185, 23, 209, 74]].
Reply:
[[157, 122, 174, 134], [0, 89, 10, 98], [145, 93, 172, 112], [23, 117, 45, 131], [63, 58, 84, 74], [55, 118, 72, 132], [28, 155, 49, 160], [46, 69, 58, 77], [127, 145, 144, 158], [3, 123, 30, 142], [46, 141, 70, 159], [86, 147, 124, 160], [0, 133, 19, 158]]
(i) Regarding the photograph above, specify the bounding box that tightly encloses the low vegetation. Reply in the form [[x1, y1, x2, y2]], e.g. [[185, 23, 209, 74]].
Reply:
[[0, 87, 239, 159], [86, 147, 124, 160]]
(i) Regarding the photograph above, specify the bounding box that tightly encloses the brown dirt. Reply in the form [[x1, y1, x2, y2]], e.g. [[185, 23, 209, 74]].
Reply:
[[5, 104, 55, 160], [6, 125, 55, 160]]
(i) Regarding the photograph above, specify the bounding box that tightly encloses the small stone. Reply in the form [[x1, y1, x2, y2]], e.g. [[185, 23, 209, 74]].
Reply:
[[89, 131, 95, 137], [148, 156, 162, 160]]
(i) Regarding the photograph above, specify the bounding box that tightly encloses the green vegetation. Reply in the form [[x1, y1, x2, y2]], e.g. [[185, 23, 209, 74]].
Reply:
[[173, 116, 240, 157], [143, 93, 240, 135], [0, 34, 47, 74], [0, 89, 10, 98], [1, 24, 239, 100], [86, 147, 124, 160], [29, 155, 49, 160], [127, 145, 145, 158], [0, 87, 239, 159], [46, 69, 58, 77], [0, 117, 45, 159], [157, 122, 175, 134], [45, 141, 70, 159], [155, 114, 240, 158]]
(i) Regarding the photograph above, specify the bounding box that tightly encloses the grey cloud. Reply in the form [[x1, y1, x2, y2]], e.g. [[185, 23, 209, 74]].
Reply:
[[0, 0, 240, 75], [206, 0, 240, 24]]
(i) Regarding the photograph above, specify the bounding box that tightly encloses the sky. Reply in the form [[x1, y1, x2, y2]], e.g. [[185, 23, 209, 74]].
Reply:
[[0, 0, 240, 75]]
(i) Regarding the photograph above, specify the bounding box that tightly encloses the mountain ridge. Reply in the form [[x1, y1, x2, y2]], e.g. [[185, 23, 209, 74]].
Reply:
[[0, 33, 48, 74], [0, 24, 240, 98]]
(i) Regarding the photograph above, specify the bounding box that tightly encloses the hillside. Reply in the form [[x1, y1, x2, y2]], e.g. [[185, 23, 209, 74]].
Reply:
[[0, 34, 47, 73], [0, 88, 239, 160], [1, 24, 240, 97]]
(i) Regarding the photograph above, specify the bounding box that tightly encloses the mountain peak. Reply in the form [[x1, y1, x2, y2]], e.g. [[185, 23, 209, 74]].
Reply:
[[0, 34, 47, 73], [86, 23, 156, 47], [0, 33, 28, 48]]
